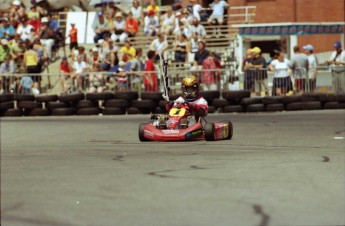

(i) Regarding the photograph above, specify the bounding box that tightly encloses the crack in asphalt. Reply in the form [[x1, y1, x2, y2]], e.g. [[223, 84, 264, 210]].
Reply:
[[322, 156, 330, 162], [253, 204, 270, 226]]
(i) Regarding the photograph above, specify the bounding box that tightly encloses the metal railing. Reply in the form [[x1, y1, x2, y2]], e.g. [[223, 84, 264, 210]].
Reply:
[[0, 66, 344, 96]]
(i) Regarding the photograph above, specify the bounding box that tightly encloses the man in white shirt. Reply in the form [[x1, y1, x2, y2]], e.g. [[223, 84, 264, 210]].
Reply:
[[149, 32, 168, 59], [326, 41, 345, 93], [71, 55, 88, 92], [207, 0, 229, 25], [189, 18, 206, 40], [190, 0, 203, 21]]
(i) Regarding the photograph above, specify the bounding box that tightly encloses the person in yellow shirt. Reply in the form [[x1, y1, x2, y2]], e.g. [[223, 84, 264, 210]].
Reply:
[[23, 43, 41, 88], [119, 40, 136, 62], [146, 0, 160, 16]]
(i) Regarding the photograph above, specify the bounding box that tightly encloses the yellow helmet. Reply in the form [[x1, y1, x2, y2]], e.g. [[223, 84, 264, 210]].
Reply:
[[181, 75, 199, 102]]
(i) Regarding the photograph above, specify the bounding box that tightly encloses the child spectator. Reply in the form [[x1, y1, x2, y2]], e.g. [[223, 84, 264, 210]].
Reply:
[[144, 50, 157, 92], [19, 75, 33, 94], [116, 61, 128, 91], [60, 57, 71, 94], [89, 63, 104, 94]]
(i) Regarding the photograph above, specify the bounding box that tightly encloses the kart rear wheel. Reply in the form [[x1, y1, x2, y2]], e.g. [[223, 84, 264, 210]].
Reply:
[[226, 121, 233, 140], [139, 123, 150, 142], [204, 123, 215, 141]]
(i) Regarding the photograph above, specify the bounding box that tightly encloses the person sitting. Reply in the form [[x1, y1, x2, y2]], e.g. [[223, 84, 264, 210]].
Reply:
[[144, 10, 159, 36], [71, 55, 88, 92], [111, 12, 128, 43], [38, 17, 55, 59], [89, 63, 104, 94], [166, 75, 208, 121], [125, 12, 139, 38], [119, 39, 136, 62], [92, 12, 110, 44]]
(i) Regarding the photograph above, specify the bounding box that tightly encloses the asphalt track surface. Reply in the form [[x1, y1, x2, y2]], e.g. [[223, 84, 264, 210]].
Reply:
[[1, 110, 345, 226]]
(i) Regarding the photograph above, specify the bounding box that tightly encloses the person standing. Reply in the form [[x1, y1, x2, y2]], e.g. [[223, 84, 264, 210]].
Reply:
[[242, 48, 254, 93], [303, 44, 318, 92], [268, 51, 292, 96], [289, 45, 309, 94], [144, 50, 157, 92], [326, 41, 345, 93], [247, 47, 268, 96], [68, 23, 78, 53]]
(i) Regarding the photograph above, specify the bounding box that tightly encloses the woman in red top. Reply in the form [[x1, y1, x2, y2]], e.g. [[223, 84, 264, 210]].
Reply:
[[144, 50, 158, 92], [60, 57, 71, 94]]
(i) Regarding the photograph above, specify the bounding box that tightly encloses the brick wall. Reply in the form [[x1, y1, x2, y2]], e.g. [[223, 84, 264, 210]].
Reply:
[[228, 0, 345, 52]]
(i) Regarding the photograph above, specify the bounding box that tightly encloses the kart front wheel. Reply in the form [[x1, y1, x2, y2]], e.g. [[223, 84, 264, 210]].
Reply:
[[139, 123, 149, 142], [204, 122, 215, 141]]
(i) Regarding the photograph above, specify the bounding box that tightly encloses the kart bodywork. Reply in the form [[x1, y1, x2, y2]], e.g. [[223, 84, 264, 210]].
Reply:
[[138, 103, 233, 141]]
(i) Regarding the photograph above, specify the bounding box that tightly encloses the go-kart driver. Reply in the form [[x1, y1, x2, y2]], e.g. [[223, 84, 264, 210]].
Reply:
[[166, 75, 208, 118]]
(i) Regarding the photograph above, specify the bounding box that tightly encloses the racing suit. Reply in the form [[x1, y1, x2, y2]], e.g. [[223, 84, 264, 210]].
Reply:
[[166, 96, 209, 117]]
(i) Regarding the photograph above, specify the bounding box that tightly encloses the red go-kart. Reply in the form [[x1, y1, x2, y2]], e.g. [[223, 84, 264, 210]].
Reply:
[[138, 102, 233, 141]]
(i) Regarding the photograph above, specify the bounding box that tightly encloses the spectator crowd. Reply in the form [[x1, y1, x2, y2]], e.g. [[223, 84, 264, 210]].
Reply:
[[0, 0, 230, 95]]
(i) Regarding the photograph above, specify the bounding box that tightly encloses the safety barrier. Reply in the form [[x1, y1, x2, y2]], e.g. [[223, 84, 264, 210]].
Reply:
[[0, 66, 344, 96]]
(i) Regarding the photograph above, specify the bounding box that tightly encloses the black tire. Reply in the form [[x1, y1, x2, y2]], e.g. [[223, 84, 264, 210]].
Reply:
[[282, 95, 302, 104], [200, 90, 220, 102], [139, 123, 149, 141], [0, 93, 14, 103], [246, 104, 265, 112], [222, 105, 244, 113], [240, 97, 262, 106], [17, 101, 42, 109], [114, 91, 138, 100], [51, 108, 76, 116], [153, 107, 165, 114], [158, 100, 169, 108], [0, 101, 14, 110], [35, 94, 58, 102], [77, 107, 101, 115], [323, 102, 339, 109], [14, 94, 35, 101], [302, 93, 321, 102], [105, 99, 129, 108], [170, 93, 182, 100], [338, 103, 345, 109], [262, 96, 283, 105], [58, 93, 85, 102], [77, 100, 98, 109], [141, 92, 164, 101], [301, 101, 321, 110], [319, 94, 337, 103], [127, 107, 140, 114], [86, 92, 114, 101], [26, 108, 50, 116], [46, 101, 70, 109], [286, 102, 302, 111], [1, 108, 23, 117], [336, 94, 345, 103], [131, 100, 154, 108], [208, 106, 216, 113], [222, 90, 250, 100], [204, 122, 215, 141], [212, 98, 229, 108], [102, 107, 126, 115], [266, 103, 285, 112]]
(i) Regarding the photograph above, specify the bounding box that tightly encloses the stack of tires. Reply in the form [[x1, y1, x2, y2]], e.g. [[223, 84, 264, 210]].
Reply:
[[1, 91, 345, 117]]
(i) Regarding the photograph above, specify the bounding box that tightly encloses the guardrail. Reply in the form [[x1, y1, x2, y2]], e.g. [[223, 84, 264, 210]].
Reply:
[[0, 66, 344, 96]]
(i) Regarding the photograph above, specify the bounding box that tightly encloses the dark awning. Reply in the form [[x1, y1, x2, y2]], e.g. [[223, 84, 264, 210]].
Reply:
[[232, 22, 345, 36]]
